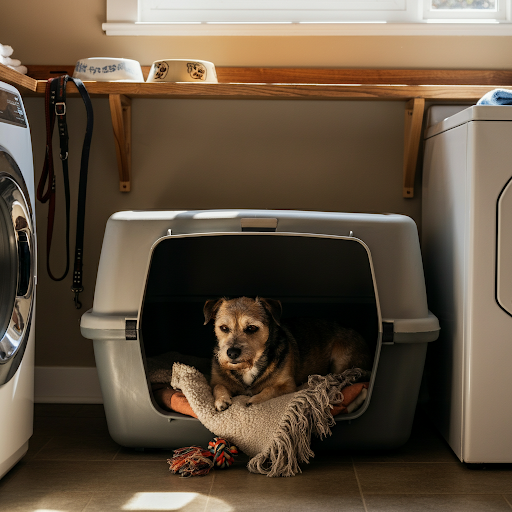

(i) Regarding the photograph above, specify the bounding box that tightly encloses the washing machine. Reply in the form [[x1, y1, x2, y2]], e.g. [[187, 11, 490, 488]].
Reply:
[[422, 105, 512, 463], [0, 81, 36, 479]]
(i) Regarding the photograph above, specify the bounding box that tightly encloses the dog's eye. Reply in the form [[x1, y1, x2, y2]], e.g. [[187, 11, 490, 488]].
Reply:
[[245, 325, 259, 334], [219, 325, 230, 333]]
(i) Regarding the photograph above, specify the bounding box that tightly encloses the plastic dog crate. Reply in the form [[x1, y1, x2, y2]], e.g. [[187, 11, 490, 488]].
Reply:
[[80, 210, 439, 450]]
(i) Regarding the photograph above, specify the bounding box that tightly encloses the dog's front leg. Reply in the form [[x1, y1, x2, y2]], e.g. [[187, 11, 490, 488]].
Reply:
[[213, 384, 233, 411], [246, 383, 296, 407]]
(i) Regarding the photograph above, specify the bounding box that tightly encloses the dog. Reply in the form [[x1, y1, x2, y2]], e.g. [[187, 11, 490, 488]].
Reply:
[[204, 296, 371, 411]]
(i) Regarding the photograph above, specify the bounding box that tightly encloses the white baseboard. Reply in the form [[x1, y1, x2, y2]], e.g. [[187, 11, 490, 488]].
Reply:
[[34, 366, 103, 404]]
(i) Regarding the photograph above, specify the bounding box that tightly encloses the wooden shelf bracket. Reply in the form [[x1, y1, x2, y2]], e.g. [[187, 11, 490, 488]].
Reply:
[[109, 94, 132, 192], [403, 97, 425, 199]]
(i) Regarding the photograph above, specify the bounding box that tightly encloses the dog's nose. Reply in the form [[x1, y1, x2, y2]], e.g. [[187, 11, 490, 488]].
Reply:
[[227, 347, 241, 360]]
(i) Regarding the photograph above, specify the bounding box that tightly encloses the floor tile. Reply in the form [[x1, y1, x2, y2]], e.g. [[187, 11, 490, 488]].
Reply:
[[306, 448, 353, 464], [0, 460, 114, 493], [34, 403, 84, 417], [355, 462, 512, 495], [0, 459, 214, 494], [0, 491, 92, 512], [206, 493, 365, 512], [75, 404, 109, 418], [365, 494, 512, 511], [210, 462, 364, 511], [351, 417, 457, 463], [23, 435, 52, 460], [104, 460, 215, 492], [115, 446, 176, 461], [33, 435, 121, 461]]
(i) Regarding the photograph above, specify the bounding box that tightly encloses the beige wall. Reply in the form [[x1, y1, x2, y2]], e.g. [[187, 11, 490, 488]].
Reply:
[[1, 0, 507, 367]]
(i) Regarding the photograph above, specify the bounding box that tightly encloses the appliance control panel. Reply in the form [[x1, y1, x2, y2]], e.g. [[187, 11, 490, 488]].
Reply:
[[0, 87, 27, 128]]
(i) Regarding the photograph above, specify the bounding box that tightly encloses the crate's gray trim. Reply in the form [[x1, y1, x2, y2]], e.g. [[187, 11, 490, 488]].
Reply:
[[80, 328, 126, 340], [394, 331, 439, 343]]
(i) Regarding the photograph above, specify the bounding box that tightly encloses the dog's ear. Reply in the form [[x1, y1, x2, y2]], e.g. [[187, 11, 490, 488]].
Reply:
[[257, 297, 282, 326], [203, 298, 223, 325]]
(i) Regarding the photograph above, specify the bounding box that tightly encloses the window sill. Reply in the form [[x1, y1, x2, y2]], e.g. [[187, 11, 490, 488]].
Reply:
[[102, 20, 512, 36]]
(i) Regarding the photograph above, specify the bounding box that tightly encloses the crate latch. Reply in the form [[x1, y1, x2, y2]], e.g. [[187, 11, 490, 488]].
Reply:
[[382, 321, 394, 344], [125, 319, 138, 340]]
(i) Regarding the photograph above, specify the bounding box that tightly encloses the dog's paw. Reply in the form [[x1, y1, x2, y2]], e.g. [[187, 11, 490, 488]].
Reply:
[[215, 397, 232, 412], [245, 395, 263, 407]]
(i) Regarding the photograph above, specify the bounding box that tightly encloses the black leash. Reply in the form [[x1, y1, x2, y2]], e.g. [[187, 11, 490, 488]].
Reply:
[[37, 75, 94, 309]]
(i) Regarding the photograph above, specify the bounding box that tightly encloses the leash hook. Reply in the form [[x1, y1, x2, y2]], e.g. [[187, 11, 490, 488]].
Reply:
[[73, 288, 83, 310]]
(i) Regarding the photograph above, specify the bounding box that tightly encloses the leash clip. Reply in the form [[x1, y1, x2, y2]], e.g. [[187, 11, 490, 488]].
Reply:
[[55, 102, 66, 116], [72, 287, 83, 310]]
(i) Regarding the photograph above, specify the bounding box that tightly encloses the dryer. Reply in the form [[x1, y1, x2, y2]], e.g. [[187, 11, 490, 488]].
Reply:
[[0, 81, 36, 479], [422, 105, 512, 463]]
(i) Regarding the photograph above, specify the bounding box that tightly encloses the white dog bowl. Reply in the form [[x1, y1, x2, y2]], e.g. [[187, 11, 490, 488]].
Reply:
[[147, 59, 218, 83], [73, 58, 144, 82]]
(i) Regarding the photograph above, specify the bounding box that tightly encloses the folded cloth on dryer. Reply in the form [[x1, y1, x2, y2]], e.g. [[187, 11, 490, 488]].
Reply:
[[477, 88, 512, 105], [170, 362, 370, 477]]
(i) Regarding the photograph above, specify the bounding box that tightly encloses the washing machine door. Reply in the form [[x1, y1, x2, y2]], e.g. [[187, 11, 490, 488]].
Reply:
[[0, 148, 34, 385]]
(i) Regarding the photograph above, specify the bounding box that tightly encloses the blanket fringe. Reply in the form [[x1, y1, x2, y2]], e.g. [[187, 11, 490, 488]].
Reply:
[[247, 369, 364, 477]]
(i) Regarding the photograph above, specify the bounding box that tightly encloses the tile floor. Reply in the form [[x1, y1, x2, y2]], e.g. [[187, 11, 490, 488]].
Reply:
[[1, 404, 512, 511]]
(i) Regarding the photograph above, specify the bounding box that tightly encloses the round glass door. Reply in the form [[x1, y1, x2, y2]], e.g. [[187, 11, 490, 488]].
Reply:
[[0, 150, 34, 385]]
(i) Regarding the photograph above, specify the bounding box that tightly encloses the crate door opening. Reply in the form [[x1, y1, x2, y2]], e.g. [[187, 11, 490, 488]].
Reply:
[[141, 233, 380, 417]]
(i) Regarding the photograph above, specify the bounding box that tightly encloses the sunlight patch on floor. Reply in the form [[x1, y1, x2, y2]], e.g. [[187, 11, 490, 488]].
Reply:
[[122, 492, 233, 511]]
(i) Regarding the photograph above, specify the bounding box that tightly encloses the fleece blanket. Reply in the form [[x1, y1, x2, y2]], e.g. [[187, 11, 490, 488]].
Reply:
[[168, 362, 369, 477]]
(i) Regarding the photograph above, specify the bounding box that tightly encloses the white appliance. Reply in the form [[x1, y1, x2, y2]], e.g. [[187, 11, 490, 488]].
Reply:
[[0, 82, 36, 478], [422, 105, 512, 464]]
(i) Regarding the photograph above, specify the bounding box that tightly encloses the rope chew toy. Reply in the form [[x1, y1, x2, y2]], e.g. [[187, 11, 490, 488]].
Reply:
[[167, 437, 238, 477], [168, 446, 213, 477], [208, 437, 239, 468]]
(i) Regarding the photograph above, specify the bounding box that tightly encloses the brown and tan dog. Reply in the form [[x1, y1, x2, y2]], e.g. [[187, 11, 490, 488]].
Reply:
[[204, 296, 371, 411]]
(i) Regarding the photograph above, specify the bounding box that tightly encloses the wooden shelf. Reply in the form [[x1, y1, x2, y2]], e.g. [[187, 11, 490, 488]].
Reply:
[[2, 63, 508, 196]]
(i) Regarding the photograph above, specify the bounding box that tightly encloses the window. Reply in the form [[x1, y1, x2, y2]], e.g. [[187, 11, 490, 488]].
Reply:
[[139, 0, 409, 24], [103, 0, 512, 35]]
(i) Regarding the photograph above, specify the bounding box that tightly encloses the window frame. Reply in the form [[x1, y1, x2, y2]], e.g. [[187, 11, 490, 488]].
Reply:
[[103, 0, 512, 35]]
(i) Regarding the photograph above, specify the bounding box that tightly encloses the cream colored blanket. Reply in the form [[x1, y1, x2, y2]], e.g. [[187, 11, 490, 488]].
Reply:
[[170, 362, 368, 477]]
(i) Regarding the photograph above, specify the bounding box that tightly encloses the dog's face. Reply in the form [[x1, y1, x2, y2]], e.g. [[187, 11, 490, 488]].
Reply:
[[187, 62, 207, 80], [204, 297, 281, 371]]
